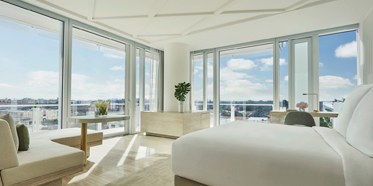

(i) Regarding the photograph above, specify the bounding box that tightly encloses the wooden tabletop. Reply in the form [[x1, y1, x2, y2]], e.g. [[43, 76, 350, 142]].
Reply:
[[68, 115, 130, 123], [270, 111, 339, 117]]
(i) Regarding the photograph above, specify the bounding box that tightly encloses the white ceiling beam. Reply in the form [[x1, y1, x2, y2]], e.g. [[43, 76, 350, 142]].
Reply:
[[181, 0, 238, 36], [138, 34, 181, 38], [133, 0, 170, 38], [86, 0, 96, 21], [155, 12, 213, 17], [151, 0, 335, 44], [93, 15, 148, 20], [285, 0, 312, 11], [222, 9, 285, 14]]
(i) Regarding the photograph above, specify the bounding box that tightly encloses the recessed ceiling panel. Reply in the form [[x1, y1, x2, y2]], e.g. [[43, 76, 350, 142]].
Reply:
[[45, 0, 89, 17], [158, 0, 227, 14], [94, 0, 159, 18], [195, 13, 264, 31], [98, 18, 149, 36], [140, 16, 204, 35]]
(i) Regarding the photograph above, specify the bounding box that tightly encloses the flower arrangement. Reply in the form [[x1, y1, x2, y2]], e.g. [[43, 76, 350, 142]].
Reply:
[[90, 100, 111, 116], [296, 101, 308, 111]]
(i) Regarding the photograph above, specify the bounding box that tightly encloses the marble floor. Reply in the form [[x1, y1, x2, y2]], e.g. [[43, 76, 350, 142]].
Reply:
[[63, 134, 175, 186]]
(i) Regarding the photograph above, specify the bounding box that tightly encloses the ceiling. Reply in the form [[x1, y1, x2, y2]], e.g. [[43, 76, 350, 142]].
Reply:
[[22, 0, 373, 51]]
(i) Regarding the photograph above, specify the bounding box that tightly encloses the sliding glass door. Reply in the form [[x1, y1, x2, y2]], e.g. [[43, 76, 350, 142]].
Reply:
[[292, 38, 312, 111], [219, 44, 274, 124], [0, 1, 63, 132], [71, 27, 126, 134]]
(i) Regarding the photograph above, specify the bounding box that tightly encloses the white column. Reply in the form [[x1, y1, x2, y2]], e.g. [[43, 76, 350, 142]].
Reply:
[[164, 43, 191, 112]]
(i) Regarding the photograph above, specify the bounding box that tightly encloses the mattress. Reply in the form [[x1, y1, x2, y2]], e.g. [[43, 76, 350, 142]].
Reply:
[[172, 121, 373, 186]]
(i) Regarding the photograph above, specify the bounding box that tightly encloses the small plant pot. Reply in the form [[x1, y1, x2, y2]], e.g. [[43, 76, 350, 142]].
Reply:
[[178, 101, 184, 113]]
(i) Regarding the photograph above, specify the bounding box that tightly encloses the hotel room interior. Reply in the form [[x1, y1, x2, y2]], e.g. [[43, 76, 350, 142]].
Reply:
[[0, 0, 373, 185]]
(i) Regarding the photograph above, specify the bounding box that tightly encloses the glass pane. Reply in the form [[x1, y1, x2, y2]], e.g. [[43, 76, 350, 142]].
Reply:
[[145, 50, 159, 111], [319, 31, 357, 128], [0, 1, 62, 133], [279, 41, 289, 110], [71, 28, 126, 134], [136, 49, 140, 131], [193, 54, 204, 110], [294, 41, 309, 111], [219, 44, 274, 124], [207, 53, 214, 127]]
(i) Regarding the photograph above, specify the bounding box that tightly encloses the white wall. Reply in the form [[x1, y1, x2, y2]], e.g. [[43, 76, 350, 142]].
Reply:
[[360, 6, 373, 84], [164, 43, 190, 112]]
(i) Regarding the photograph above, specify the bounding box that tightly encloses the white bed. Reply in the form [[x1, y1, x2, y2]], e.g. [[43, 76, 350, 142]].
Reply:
[[172, 84, 373, 186]]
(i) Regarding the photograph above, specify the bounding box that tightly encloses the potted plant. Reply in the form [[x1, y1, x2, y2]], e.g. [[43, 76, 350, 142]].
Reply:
[[174, 82, 191, 113], [90, 100, 111, 117]]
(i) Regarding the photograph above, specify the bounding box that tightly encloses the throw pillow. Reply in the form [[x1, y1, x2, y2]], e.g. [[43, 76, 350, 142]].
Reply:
[[0, 114, 19, 150], [16, 124, 30, 151]]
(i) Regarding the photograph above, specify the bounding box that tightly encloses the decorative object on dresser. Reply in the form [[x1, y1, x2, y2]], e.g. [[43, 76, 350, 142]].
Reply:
[[174, 82, 191, 113]]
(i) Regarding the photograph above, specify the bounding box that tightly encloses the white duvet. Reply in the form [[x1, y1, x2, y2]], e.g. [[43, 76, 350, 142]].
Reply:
[[172, 121, 373, 186]]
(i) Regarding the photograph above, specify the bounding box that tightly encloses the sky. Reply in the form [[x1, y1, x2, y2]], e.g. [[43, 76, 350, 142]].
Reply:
[[0, 16, 357, 105], [193, 31, 358, 103]]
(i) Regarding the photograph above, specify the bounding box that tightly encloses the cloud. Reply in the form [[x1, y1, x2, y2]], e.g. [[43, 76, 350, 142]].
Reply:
[[28, 71, 59, 87], [227, 58, 257, 70], [284, 75, 288, 81], [104, 53, 125, 59], [265, 79, 273, 83], [319, 62, 324, 67], [220, 68, 252, 81], [110, 65, 125, 71], [220, 80, 271, 101], [194, 69, 199, 75], [354, 74, 358, 80], [0, 83, 12, 87], [259, 57, 287, 71], [319, 75, 353, 89], [335, 41, 357, 58]]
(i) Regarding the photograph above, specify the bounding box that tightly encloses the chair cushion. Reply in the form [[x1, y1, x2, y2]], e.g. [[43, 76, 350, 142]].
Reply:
[[0, 139, 84, 186], [335, 84, 373, 137], [30, 128, 103, 147], [0, 114, 18, 151], [16, 125, 30, 151], [0, 119, 19, 171], [346, 88, 373, 158]]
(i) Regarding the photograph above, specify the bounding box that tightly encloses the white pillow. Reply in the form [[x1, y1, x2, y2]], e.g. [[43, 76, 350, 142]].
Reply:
[[346, 88, 373, 157], [0, 114, 19, 151], [335, 84, 373, 137]]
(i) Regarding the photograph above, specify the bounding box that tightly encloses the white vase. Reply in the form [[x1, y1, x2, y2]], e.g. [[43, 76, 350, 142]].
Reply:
[[178, 101, 184, 113]]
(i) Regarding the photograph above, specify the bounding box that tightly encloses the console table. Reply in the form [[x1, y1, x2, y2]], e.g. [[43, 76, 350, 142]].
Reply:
[[68, 115, 130, 165], [270, 110, 338, 124], [141, 111, 210, 138]]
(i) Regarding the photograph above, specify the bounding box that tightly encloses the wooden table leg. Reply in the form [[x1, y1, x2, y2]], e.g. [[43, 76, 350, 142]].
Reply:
[[80, 123, 88, 165]]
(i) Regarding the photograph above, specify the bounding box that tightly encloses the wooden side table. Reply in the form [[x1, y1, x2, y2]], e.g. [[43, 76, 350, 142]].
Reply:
[[68, 115, 130, 165]]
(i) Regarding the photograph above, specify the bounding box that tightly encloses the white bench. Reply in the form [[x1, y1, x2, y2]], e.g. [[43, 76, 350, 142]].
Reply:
[[0, 124, 103, 186]]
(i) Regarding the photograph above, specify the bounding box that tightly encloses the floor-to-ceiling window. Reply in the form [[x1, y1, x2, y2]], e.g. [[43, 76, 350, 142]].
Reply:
[[319, 31, 357, 127], [192, 54, 204, 111], [0, 1, 63, 132], [219, 44, 274, 124], [279, 41, 289, 110], [136, 48, 141, 131], [71, 27, 126, 134], [207, 52, 214, 126]]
